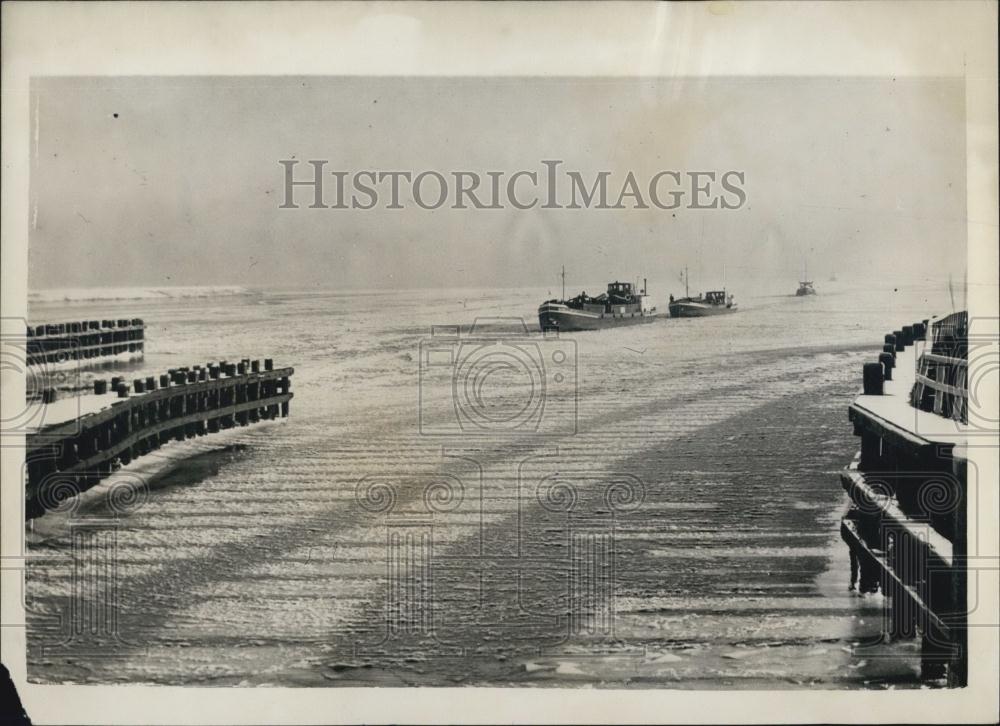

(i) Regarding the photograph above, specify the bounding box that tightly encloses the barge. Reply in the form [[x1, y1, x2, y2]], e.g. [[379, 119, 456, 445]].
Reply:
[[668, 267, 738, 317], [667, 290, 738, 317], [538, 272, 660, 331]]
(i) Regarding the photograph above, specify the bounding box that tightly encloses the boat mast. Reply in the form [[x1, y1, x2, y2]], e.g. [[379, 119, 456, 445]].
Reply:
[[685, 266, 689, 298], [561, 265, 565, 301]]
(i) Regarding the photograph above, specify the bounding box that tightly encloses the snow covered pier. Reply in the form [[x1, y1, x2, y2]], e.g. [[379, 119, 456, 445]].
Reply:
[[840, 312, 970, 686], [26, 318, 145, 368], [24, 359, 294, 520]]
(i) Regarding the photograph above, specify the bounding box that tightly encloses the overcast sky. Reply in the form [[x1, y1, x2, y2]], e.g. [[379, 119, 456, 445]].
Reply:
[[29, 76, 966, 292]]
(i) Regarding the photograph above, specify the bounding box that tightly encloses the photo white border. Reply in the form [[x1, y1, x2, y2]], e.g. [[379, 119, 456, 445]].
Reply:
[[2, 1, 997, 723]]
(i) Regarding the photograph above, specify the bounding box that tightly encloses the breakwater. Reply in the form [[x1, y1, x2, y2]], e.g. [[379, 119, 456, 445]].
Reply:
[[25, 359, 293, 519], [840, 312, 968, 686], [25, 318, 145, 368]]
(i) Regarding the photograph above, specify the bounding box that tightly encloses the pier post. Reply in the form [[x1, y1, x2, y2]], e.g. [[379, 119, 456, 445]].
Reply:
[[862, 362, 884, 395], [878, 352, 894, 381]]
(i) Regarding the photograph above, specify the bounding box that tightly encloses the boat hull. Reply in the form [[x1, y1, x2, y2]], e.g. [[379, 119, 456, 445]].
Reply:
[[668, 301, 738, 317], [538, 303, 661, 331]]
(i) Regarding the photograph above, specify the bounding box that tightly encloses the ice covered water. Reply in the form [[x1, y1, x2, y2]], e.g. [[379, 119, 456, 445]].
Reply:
[[24, 281, 955, 687]]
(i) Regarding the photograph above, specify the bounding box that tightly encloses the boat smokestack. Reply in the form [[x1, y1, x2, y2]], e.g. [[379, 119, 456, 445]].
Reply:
[[643, 277, 647, 295]]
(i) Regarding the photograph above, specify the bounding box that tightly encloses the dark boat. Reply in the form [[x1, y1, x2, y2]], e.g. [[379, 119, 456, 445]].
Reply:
[[796, 280, 817, 296], [538, 270, 661, 331], [668, 290, 738, 317], [796, 260, 818, 295], [668, 267, 738, 317]]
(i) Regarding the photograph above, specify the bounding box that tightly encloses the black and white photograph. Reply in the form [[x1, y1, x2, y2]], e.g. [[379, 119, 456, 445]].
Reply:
[[1, 2, 997, 724]]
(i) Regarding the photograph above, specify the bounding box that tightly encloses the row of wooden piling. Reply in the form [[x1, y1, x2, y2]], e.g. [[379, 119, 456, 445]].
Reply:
[[25, 318, 145, 366], [861, 319, 928, 394], [25, 360, 293, 520], [93, 358, 279, 397], [842, 315, 967, 686]]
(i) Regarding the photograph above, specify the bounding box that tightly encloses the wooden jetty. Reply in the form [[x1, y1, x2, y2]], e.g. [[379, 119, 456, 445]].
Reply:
[[26, 318, 145, 367], [840, 312, 970, 686], [25, 359, 293, 520]]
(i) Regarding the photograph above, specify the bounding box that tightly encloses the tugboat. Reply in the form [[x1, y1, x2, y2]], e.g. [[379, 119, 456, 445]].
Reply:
[[538, 268, 660, 331], [796, 280, 817, 296], [796, 261, 818, 295], [667, 267, 738, 317]]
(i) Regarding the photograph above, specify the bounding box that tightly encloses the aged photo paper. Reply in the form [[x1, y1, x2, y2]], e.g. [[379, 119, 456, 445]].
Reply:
[[1, 2, 998, 724]]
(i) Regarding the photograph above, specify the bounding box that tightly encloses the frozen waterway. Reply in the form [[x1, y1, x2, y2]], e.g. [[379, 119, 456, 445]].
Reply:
[[23, 281, 954, 687]]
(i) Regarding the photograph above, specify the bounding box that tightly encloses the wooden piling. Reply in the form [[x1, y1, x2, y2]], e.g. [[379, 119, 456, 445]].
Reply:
[[862, 362, 884, 395], [878, 351, 894, 381], [24, 318, 145, 367]]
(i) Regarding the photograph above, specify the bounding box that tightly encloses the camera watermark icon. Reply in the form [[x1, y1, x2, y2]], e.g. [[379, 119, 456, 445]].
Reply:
[[418, 317, 577, 437], [1, 317, 82, 445]]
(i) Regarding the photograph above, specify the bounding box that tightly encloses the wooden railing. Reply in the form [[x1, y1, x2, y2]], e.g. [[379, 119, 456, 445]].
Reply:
[[910, 311, 969, 423]]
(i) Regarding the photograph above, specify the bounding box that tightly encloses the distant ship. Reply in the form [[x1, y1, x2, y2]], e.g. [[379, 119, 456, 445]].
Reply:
[[796, 259, 818, 295], [668, 290, 738, 317], [538, 268, 660, 331], [668, 267, 738, 317]]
